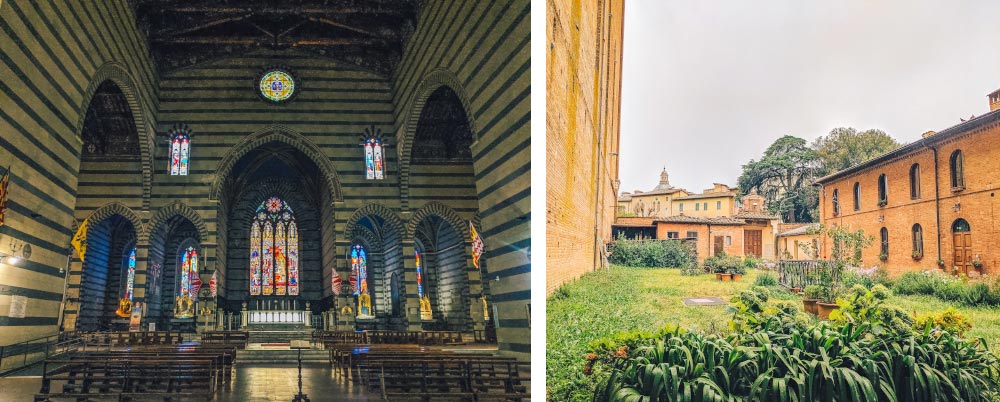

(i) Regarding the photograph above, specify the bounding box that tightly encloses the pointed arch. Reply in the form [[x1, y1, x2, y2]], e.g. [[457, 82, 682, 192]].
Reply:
[[397, 69, 478, 211], [210, 124, 343, 202], [78, 62, 154, 208], [86, 202, 145, 241], [148, 202, 209, 243], [343, 203, 405, 241], [405, 202, 472, 241]]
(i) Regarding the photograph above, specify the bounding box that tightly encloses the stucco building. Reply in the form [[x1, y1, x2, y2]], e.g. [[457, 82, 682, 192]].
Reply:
[[815, 88, 1000, 276]]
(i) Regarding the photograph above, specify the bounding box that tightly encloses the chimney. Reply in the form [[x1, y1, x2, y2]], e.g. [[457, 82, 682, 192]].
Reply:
[[990, 88, 1000, 112], [922, 131, 937, 138]]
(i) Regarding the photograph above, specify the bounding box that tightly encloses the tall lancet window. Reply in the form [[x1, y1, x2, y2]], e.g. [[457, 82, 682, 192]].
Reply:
[[249, 197, 299, 296], [178, 247, 198, 298], [364, 138, 385, 180], [416, 248, 433, 320], [123, 247, 136, 301], [168, 126, 191, 176], [351, 245, 369, 295]]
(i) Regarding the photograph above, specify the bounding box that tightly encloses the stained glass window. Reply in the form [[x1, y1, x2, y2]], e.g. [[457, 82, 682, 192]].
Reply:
[[415, 249, 424, 298], [248, 197, 299, 296], [178, 247, 198, 298], [417, 248, 433, 320], [169, 132, 190, 176], [364, 138, 385, 180], [350, 245, 368, 295], [124, 248, 136, 301], [260, 71, 295, 102]]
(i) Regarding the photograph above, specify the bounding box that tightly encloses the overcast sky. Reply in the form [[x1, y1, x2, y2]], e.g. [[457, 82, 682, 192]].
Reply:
[[619, 1, 1000, 195]]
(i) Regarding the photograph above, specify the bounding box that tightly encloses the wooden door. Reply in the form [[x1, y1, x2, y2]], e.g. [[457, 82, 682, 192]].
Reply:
[[714, 236, 724, 256], [953, 233, 972, 275], [744, 230, 762, 258]]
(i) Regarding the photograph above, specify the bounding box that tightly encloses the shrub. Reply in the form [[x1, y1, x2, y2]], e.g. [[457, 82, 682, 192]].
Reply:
[[803, 284, 822, 299], [607, 239, 695, 268], [754, 271, 778, 287], [935, 280, 966, 302], [598, 297, 1000, 402], [842, 265, 891, 289], [893, 270, 946, 296], [964, 282, 992, 306], [914, 307, 973, 337], [704, 253, 742, 274]]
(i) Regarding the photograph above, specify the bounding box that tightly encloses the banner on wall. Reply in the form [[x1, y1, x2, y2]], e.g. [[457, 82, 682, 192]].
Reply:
[[71, 218, 89, 264], [209, 271, 217, 298], [191, 274, 203, 301], [0, 165, 9, 228], [332, 271, 343, 295], [470, 221, 484, 269]]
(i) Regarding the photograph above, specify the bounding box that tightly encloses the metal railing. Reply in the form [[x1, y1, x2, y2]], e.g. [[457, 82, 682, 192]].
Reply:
[[0, 332, 81, 376], [777, 260, 841, 290]]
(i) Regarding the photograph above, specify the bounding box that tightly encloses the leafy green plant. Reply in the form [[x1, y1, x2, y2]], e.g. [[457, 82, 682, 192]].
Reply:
[[607, 238, 696, 268], [914, 307, 973, 337], [803, 285, 822, 299], [755, 271, 778, 287]]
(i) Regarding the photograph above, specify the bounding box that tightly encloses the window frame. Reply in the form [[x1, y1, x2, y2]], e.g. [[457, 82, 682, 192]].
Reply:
[[909, 163, 921, 199], [879, 227, 889, 257], [950, 150, 965, 190], [911, 223, 923, 259], [853, 182, 861, 211], [832, 189, 840, 217], [877, 174, 888, 207]]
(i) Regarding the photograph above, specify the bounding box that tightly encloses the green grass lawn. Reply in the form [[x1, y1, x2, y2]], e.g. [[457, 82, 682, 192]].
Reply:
[[546, 266, 1000, 401]]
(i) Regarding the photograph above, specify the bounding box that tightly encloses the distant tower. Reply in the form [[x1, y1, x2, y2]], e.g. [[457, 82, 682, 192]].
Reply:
[[742, 188, 766, 212], [659, 167, 670, 186]]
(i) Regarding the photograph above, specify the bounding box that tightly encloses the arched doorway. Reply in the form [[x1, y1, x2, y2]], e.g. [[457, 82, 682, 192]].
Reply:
[[952, 218, 973, 275], [413, 215, 470, 332], [345, 212, 404, 330], [147, 216, 201, 331], [219, 142, 335, 325], [77, 215, 137, 331]]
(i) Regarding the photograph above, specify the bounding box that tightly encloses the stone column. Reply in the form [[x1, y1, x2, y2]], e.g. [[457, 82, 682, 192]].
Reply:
[[133, 243, 150, 328], [402, 240, 422, 331], [466, 242, 485, 334]]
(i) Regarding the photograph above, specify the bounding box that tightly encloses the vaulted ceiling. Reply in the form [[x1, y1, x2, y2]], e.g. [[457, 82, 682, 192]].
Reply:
[[134, 0, 421, 75]]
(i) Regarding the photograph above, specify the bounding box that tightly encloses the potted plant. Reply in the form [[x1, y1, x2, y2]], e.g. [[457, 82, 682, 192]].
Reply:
[[711, 264, 728, 280], [730, 264, 746, 281], [878, 200, 887, 208], [912, 250, 923, 261], [973, 257, 983, 271], [936, 258, 945, 268], [815, 286, 840, 320], [878, 252, 888, 262], [802, 285, 822, 315]]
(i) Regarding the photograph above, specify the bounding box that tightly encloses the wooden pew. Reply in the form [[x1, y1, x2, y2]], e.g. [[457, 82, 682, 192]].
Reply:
[[34, 357, 217, 401]]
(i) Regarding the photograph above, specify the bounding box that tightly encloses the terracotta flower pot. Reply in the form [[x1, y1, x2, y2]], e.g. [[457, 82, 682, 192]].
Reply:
[[802, 299, 818, 315], [715, 273, 723, 280], [816, 302, 838, 320], [720, 273, 732, 281], [732, 274, 743, 281]]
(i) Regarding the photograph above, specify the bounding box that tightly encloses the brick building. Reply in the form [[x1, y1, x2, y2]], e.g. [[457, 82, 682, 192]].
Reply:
[[547, 0, 625, 294], [816, 89, 1000, 276]]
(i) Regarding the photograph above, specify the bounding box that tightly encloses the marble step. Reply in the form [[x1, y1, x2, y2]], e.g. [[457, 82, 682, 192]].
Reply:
[[236, 348, 329, 364]]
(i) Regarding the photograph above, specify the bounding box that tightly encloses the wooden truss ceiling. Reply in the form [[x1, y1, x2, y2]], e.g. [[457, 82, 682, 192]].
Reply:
[[134, 0, 421, 75]]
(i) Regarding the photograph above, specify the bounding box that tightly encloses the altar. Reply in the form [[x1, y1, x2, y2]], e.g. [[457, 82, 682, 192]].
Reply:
[[241, 310, 311, 326]]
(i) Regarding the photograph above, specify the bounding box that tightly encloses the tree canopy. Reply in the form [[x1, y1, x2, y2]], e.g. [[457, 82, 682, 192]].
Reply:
[[813, 127, 902, 176], [737, 136, 820, 223]]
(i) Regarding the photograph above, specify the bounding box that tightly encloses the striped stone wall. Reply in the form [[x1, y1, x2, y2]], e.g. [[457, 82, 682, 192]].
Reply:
[[391, 0, 532, 359], [0, 1, 156, 344]]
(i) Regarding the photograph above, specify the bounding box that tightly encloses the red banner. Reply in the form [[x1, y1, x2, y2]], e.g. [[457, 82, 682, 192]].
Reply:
[[191, 274, 203, 301], [209, 271, 217, 298], [332, 271, 343, 295]]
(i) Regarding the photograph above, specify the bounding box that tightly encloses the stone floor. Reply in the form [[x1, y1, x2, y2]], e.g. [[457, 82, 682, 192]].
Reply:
[[1, 364, 374, 401]]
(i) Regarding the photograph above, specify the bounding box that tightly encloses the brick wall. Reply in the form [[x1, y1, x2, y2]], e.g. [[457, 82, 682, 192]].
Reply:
[[546, 0, 625, 294], [819, 113, 1000, 276]]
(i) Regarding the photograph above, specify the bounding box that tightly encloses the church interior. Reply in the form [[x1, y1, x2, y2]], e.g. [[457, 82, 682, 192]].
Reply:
[[0, 1, 530, 400]]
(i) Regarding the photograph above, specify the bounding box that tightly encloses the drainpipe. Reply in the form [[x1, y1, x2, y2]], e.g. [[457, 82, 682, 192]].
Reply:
[[930, 144, 942, 264]]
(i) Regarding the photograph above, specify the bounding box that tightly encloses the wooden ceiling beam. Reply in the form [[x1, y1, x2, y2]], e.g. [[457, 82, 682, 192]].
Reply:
[[152, 14, 253, 38], [152, 36, 380, 47], [160, 5, 409, 16], [306, 17, 376, 37]]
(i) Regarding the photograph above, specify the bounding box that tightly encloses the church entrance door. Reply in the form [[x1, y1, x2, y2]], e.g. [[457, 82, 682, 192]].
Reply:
[[744, 230, 762, 258]]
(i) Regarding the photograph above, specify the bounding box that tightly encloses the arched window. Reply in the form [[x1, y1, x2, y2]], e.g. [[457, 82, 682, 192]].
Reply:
[[912, 224, 923, 258], [249, 197, 299, 296], [880, 227, 889, 257], [350, 244, 368, 296], [953, 218, 970, 233], [123, 247, 136, 301], [364, 138, 385, 180], [877, 174, 888, 206], [178, 246, 199, 298], [416, 248, 433, 320], [832, 189, 840, 216], [853, 182, 861, 211], [909, 164, 921, 199], [950, 150, 964, 189], [168, 127, 191, 176]]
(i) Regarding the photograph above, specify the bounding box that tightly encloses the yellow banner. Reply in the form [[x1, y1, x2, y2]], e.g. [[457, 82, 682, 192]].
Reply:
[[71, 218, 88, 264]]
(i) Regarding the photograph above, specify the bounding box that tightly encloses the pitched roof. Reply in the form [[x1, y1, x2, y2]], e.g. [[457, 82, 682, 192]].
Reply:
[[816, 108, 1000, 184], [656, 215, 745, 225], [675, 191, 736, 200], [734, 211, 780, 221], [777, 223, 820, 237]]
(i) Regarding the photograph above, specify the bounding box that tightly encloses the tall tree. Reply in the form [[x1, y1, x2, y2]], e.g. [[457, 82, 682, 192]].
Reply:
[[812, 128, 901, 176], [738, 136, 821, 223]]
